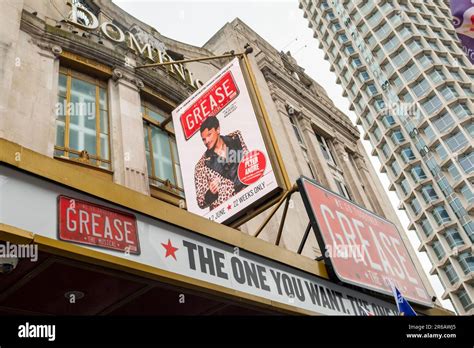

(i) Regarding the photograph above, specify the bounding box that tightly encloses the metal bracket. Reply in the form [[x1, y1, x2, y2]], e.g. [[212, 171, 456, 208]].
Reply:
[[135, 47, 253, 70], [253, 184, 298, 246], [253, 187, 314, 254], [297, 222, 312, 254]]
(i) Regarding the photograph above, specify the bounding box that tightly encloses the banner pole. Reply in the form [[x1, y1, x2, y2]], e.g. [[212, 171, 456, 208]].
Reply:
[[297, 223, 312, 254], [135, 51, 248, 69]]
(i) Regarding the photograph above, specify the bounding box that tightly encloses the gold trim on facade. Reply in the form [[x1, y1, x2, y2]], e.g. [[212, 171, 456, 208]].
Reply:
[[0, 224, 34, 245], [55, 67, 112, 170], [141, 86, 178, 110], [149, 185, 185, 207], [59, 51, 113, 78]]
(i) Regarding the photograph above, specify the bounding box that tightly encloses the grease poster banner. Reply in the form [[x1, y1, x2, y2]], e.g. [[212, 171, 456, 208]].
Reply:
[[172, 58, 279, 224]]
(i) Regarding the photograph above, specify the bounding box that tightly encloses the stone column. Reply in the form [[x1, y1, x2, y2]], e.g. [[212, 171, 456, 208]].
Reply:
[[0, 0, 25, 139], [304, 124, 338, 192], [271, 97, 308, 182], [299, 115, 322, 182], [332, 139, 372, 208], [109, 69, 149, 195], [1, 33, 59, 157]]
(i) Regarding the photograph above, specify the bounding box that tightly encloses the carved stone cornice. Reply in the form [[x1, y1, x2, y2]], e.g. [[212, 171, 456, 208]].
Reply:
[[32, 39, 62, 59], [111, 68, 145, 92], [20, 9, 193, 104], [353, 152, 368, 171], [51, 45, 63, 57], [111, 68, 124, 82], [134, 78, 144, 90]]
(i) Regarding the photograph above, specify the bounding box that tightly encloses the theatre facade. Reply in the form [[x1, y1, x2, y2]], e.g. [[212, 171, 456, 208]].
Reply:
[[0, 0, 450, 315]]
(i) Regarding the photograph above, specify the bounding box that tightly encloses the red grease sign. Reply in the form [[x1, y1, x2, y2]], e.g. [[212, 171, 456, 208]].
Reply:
[[238, 150, 266, 185], [180, 71, 239, 140], [297, 177, 432, 307], [58, 196, 140, 255]]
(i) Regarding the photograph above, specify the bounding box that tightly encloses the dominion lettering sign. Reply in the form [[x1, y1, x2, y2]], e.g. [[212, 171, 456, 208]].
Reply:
[[66, 1, 203, 89]]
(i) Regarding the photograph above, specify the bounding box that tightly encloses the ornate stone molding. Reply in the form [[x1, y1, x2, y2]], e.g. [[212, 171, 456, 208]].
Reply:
[[32, 39, 62, 59], [51, 45, 62, 57], [111, 68, 124, 82], [270, 91, 278, 101], [332, 138, 348, 157], [112, 68, 145, 93], [133, 78, 144, 90], [353, 153, 368, 171], [299, 115, 313, 131]]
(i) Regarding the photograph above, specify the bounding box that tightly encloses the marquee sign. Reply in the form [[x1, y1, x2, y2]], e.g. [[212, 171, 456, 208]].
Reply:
[[58, 196, 140, 255], [0, 165, 399, 315], [297, 176, 432, 307]]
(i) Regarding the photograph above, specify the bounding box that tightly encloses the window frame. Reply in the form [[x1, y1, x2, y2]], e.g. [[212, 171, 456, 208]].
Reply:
[[458, 152, 473, 174], [420, 218, 433, 237], [142, 100, 184, 197], [335, 179, 352, 201], [432, 240, 445, 260], [400, 147, 416, 163], [421, 184, 438, 203], [445, 130, 468, 152], [315, 133, 337, 166], [444, 263, 459, 285], [458, 252, 474, 275], [445, 228, 465, 249], [432, 205, 451, 225], [457, 289, 473, 311], [54, 67, 111, 170]]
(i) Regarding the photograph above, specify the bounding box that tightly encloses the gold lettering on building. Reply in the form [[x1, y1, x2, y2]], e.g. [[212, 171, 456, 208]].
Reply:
[[66, 2, 201, 89]]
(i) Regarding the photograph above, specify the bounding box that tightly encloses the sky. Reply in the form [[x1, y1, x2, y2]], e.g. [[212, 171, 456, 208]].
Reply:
[[112, 0, 454, 312]]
